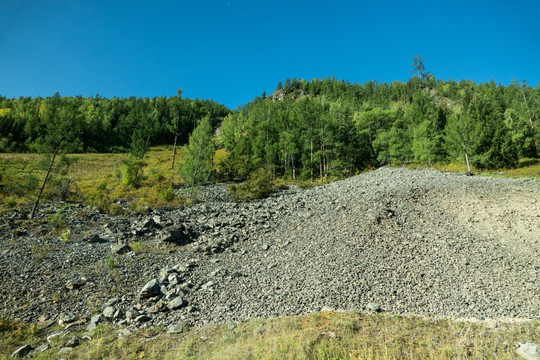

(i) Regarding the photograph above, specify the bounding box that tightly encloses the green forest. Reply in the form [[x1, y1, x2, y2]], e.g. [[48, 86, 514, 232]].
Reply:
[[1, 71, 539, 185], [221, 76, 538, 182], [0, 91, 230, 154]]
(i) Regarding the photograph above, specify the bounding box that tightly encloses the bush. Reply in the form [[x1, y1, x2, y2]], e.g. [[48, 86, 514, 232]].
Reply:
[[130, 241, 147, 254], [87, 188, 111, 213], [159, 186, 177, 202], [106, 257, 116, 269], [49, 210, 66, 229], [121, 157, 146, 187], [5, 197, 17, 208], [229, 168, 277, 201]]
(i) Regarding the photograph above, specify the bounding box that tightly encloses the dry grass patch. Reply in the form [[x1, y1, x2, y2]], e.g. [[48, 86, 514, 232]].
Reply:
[[2, 312, 539, 359]]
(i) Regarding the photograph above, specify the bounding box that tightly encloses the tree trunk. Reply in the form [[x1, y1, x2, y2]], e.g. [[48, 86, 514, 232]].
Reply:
[[320, 157, 323, 183], [310, 137, 313, 183], [145, 135, 151, 149], [521, 87, 534, 125], [464, 150, 471, 174], [291, 156, 296, 183], [30, 142, 61, 219], [322, 144, 327, 181], [171, 134, 178, 169]]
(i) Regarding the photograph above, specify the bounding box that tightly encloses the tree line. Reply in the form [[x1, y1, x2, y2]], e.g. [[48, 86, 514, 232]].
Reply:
[[0, 92, 230, 154], [220, 76, 539, 182], [1, 73, 539, 188]]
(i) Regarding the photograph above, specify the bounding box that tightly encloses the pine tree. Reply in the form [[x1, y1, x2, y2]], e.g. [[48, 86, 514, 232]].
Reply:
[[467, 96, 518, 169], [180, 115, 214, 194]]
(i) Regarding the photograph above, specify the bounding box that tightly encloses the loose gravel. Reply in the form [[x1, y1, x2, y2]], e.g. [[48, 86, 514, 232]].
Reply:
[[1, 167, 539, 329]]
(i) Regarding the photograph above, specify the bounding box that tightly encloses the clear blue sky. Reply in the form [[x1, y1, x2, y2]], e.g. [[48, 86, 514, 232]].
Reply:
[[1, 0, 539, 109]]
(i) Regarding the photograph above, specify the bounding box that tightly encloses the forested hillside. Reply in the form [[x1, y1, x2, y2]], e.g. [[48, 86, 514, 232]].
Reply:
[[1, 75, 539, 184], [0, 92, 230, 153], [221, 76, 539, 182]]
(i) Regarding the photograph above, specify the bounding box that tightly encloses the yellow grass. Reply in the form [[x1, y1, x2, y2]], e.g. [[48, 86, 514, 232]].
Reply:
[[1, 312, 539, 359]]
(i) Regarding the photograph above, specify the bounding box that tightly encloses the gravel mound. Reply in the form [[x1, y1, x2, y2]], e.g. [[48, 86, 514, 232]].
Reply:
[[1, 167, 539, 329]]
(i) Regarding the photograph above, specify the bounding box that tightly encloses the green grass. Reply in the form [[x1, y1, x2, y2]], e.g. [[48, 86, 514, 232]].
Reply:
[[1, 312, 539, 359], [0, 146, 186, 214]]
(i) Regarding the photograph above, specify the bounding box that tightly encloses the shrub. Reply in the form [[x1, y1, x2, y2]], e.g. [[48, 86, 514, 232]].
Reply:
[[159, 186, 177, 202], [106, 257, 116, 269], [130, 241, 147, 254], [87, 188, 111, 213], [60, 229, 71, 242], [108, 204, 124, 215], [5, 197, 17, 208], [49, 210, 66, 229], [229, 168, 277, 201], [121, 157, 146, 187]]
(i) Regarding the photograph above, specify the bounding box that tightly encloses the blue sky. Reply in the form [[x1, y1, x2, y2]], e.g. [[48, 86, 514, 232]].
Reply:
[[1, 0, 539, 109]]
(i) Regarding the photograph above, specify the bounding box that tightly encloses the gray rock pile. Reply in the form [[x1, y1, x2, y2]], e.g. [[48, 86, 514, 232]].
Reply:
[[1, 167, 539, 331]]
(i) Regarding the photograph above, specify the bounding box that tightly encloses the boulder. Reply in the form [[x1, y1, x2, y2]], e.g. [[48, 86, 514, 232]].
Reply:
[[139, 279, 163, 299], [11, 345, 33, 358], [111, 243, 131, 255], [102, 306, 115, 319], [516, 342, 540, 360], [156, 224, 194, 244], [167, 296, 186, 310], [167, 322, 186, 334], [65, 277, 87, 290]]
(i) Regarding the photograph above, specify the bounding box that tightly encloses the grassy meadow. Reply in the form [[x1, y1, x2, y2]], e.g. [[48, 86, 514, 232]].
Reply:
[[0, 146, 194, 214]]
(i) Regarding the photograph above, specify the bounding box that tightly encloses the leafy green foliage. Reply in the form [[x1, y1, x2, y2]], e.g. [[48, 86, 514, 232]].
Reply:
[[219, 76, 537, 180], [0, 74, 537, 187], [159, 186, 176, 201], [0, 94, 229, 154], [466, 96, 519, 169], [49, 210, 67, 228], [121, 157, 146, 187], [180, 115, 214, 191], [228, 168, 279, 201]]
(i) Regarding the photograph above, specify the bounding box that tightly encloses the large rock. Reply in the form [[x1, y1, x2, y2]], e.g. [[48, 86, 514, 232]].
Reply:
[[83, 233, 105, 243], [140, 217, 160, 229], [65, 277, 87, 290], [156, 224, 193, 244], [64, 336, 80, 348], [102, 306, 115, 319], [28, 343, 49, 356], [86, 314, 104, 332], [167, 296, 186, 310], [11, 344, 33, 358], [111, 243, 131, 255], [167, 322, 186, 334], [517, 342, 540, 360], [138, 279, 164, 299]]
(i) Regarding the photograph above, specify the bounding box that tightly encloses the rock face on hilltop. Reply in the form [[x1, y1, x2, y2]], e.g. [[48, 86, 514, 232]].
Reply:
[[0, 167, 539, 330]]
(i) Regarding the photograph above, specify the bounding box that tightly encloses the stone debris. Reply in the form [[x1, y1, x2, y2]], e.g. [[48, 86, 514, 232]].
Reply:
[[0, 168, 539, 331]]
